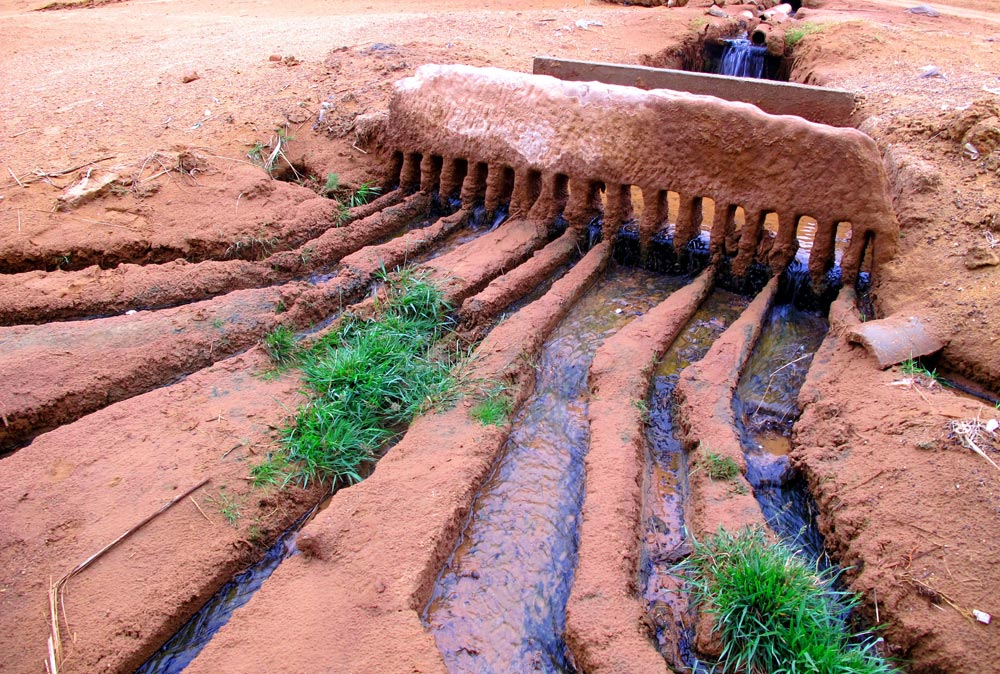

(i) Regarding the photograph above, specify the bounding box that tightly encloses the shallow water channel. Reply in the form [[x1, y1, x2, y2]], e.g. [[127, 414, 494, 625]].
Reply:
[[424, 265, 686, 674], [639, 289, 750, 669], [734, 302, 829, 561]]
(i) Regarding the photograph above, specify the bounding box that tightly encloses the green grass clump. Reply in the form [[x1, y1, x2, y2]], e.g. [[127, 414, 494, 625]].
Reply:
[[470, 387, 512, 426], [261, 324, 298, 367], [786, 22, 829, 47], [261, 269, 457, 487], [704, 451, 740, 481], [900, 356, 940, 383], [681, 528, 896, 674], [321, 172, 340, 196], [348, 181, 381, 207]]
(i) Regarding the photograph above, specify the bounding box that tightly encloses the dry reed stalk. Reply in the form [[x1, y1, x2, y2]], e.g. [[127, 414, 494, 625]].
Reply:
[[45, 478, 211, 674]]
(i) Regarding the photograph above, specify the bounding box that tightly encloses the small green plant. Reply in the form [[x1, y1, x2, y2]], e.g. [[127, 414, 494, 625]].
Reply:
[[703, 451, 740, 481], [247, 126, 295, 176], [212, 317, 225, 329], [632, 399, 650, 425], [255, 268, 460, 487], [209, 490, 241, 527], [262, 325, 298, 366], [901, 356, 941, 383], [321, 172, 340, 196], [470, 387, 512, 426], [786, 22, 829, 47], [348, 181, 381, 208], [53, 254, 71, 270], [275, 300, 287, 314], [250, 452, 290, 487], [678, 528, 896, 674]]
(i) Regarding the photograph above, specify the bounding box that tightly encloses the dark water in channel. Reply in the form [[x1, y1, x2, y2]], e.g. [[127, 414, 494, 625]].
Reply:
[[639, 289, 751, 669], [135, 523, 302, 674], [424, 265, 686, 674], [734, 302, 830, 563]]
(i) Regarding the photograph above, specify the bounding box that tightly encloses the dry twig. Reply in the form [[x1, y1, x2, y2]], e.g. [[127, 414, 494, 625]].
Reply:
[[949, 415, 1000, 472], [45, 478, 210, 673]]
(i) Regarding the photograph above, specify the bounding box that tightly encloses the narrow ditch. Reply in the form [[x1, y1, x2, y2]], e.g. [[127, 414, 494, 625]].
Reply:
[[734, 294, 830, 562], [640, 288, 752, 669], [424, 264, 687, 673]]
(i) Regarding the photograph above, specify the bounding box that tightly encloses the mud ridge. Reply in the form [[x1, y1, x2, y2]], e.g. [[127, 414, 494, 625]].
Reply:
[[0, 190, 408, 326], [565, 267, 716, 674], [182, 243, 614, 674]]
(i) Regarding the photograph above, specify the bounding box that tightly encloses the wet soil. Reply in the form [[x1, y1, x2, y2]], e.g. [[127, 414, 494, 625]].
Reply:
[[426, 265, 685, 673], [1, 0, 999, 672], [641, 289, 751, 668]]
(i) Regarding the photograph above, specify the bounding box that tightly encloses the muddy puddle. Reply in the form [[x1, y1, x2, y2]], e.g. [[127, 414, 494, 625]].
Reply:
[[424, 265, 686, 674], [734, 302, 829, 561], [639, 289, 751, 669]]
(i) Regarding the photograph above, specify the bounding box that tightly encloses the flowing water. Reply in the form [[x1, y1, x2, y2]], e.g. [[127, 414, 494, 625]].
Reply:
[[424, 265, 686, 674], [719, 38, 767, 79], [135, 523, 303, 674], [734, 302, 829, 562], [639, 289, 751, 669]]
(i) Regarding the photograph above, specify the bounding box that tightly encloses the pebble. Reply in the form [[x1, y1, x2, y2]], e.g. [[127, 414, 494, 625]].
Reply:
[[268, 54, 282, 62], [708, 5, 728, 17], [181, 70, 200, 83]]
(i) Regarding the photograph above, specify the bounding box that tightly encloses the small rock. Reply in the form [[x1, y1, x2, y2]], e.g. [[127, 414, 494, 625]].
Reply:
[[181, 70, 200, 83], [965, 245, 1000, 269], [268, 54, 282, 62], [708, 5, 728, 17], [973, 609, 991, 625], [918, 64, 943, 78], [56, 171, 119, 211], [374, 579, 387, 594], [907, 4, 941, 16], [575, 19, 603, 30]]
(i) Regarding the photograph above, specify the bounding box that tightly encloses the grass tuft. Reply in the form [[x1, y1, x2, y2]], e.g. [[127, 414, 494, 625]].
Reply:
[[680, 528, 897, 674], [470, 386, 512, 426], [704, 451, 740, 481], [786, 22, 830, 47], [900, 356, 940, 383], [255, 268, 458, 487], [261, 324, 298, 367]]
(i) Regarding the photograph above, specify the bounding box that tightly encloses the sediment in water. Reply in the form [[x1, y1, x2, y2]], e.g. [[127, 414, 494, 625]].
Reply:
[[426, 264, 686, 673]]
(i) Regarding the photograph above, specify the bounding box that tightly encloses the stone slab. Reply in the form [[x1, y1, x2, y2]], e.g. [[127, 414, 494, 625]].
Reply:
[[532, 56, 857, 127]]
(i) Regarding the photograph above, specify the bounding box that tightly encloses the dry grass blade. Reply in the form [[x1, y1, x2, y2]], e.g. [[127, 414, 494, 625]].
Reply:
[[950, 416, 1000, 472], [45, 478, 210, 673], [753, 353, 811, 418]]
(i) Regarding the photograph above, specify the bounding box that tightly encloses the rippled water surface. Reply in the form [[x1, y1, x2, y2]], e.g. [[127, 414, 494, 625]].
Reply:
[[640, 290, 750, 668], [425, 265, 685, 674]]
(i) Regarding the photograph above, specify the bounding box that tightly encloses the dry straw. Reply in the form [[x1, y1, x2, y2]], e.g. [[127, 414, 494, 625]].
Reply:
[[45, 478, 211, 674]]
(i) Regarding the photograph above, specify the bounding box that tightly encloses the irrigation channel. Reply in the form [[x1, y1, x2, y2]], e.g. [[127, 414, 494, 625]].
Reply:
[[424, 265, 688, 673], [640, 289, 752, 669], [131, 224, 841, 674]]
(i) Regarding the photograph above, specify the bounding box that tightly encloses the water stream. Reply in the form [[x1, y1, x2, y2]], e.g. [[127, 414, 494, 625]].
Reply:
[[135, 521, 304, 673], [424, 265, 687, 674], [639, 289, 751, 669], [719, 38, 767, 79], [734, 302, 830, 563]]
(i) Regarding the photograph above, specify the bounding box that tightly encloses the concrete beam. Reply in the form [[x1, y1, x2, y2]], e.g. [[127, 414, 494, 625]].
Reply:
[[532, 56, 857, 127]]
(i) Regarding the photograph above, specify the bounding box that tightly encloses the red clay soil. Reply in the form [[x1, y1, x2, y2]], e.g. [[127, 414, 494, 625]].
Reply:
[[566, 267, 715, 674], [0, 282, 305, 452], [795, 290, 1000, 673], [1, 0, 999, 672], [675, 277, 778, 537], [0, 348, 324, 674], [185, 244, 613, 674], [0, 188, 406, 325]]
